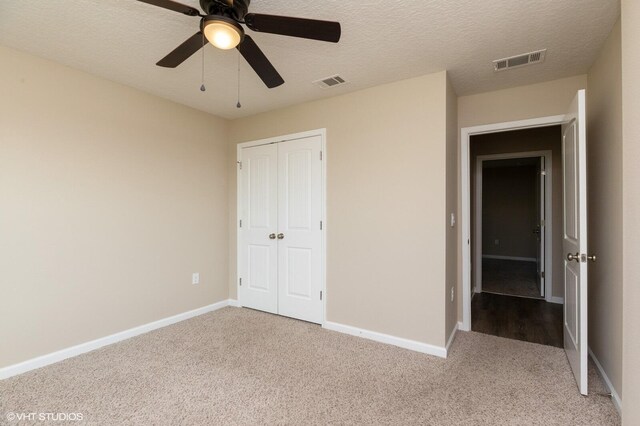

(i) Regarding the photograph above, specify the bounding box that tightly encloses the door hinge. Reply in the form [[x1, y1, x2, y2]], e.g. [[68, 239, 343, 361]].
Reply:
[[237, 161, 242, 170], [239, 219, 242, 228], [320, 221, 323, 230], [320, 290, 323, 300], [541, 271, 545, 278], [239, 277, 242, 286], [320, 151, 323, 160], [541, 170, 546, 176]]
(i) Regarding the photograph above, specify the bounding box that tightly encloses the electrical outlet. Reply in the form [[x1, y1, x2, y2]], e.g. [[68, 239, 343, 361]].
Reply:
[[192, 273, 200, 285], [450, 287, 454, 302]]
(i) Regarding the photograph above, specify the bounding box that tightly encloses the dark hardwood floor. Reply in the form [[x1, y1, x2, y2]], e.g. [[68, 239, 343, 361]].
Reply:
[[482, 258, 542, 299], [471, 292, 563, 348]]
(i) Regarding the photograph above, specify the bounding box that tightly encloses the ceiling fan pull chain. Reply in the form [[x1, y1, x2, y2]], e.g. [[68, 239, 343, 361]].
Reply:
[[200, 33, 206, 92], [236, 51, 242, 108]]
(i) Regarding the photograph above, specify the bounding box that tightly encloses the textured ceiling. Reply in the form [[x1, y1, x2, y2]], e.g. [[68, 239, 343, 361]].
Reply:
[[0, 0, 619, 119]]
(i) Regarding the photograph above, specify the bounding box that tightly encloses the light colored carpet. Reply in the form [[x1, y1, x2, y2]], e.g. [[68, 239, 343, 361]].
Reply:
[[1, 307, 619, 425], [482, 258, 542, 299]]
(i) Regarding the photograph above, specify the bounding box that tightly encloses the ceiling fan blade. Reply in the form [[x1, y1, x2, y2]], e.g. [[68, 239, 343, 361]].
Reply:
[[237, 35, 284, 89], [156, 32, 205, 68], [136, 0, 201, 16], [244, 13, 341, 43]]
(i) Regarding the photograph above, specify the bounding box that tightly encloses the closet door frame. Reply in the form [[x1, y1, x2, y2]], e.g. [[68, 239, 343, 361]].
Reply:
[[236, 128, 327, 325]]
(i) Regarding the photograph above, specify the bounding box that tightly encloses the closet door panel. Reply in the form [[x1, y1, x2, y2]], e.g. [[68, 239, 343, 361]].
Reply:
[[277, 136, 323, 324], [239, 144, 278, 314]]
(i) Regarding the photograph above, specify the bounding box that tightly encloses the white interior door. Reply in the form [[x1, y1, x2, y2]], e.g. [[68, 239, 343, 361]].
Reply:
[[239, 144, 278, 314], [277, 136, 323, 324], [562, 89, 588, 395]]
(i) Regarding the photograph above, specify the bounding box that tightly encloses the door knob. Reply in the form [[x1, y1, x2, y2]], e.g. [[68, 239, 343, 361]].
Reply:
[[587, 254, 597, 262], [269, 233, 276, 240], [277, 233, 285, 240], [566, 252, 580, 262]]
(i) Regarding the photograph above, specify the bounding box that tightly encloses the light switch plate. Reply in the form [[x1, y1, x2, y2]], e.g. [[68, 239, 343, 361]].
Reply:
[[192, 273, 200, 285]]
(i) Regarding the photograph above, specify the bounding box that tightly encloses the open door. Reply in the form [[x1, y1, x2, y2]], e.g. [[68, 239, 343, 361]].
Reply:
[[535, 157, 546, 298], [562, 89, 588, 395]]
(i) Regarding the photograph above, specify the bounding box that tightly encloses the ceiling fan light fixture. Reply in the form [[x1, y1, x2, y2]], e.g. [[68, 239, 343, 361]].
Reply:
[[203, 16, 244, 50]]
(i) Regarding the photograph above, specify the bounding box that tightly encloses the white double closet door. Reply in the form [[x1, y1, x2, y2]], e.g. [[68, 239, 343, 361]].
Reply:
[[239, 135, 323, 324]]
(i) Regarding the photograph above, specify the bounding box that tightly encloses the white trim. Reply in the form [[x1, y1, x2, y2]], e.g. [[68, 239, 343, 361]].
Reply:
[[0, 300, 235, 380], [588, 348, 622, 415], [236, 129, 326, 149], [461, 115, 566, 331], [236, 129, 327, 325], [323, 321, 447, 358], [548, 296, 564, 304], [236, 143, 243, 309], [321, 133, 328, 326], [474, 150, 553, 297], [227, 299, 240, 307], [445, 323, 459, 356], [482, 255, 537, 262]]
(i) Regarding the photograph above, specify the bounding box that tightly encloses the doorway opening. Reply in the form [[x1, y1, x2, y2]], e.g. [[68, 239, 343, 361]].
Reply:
[[475, 152, 551, 301], [469, 128, 563, 348]]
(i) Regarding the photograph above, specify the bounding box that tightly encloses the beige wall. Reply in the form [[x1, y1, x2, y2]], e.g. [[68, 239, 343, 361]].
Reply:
[[470, 127, 563, 299], [445, 75, 459, 341], [0, 45, 230, 368], [622, 1, 640, 422], [586, 19, 623, 403], [481, 165, 537, 258], [229, 72, 451, 347], [457, 76, 587, 320], [459, 75, 588, 129]]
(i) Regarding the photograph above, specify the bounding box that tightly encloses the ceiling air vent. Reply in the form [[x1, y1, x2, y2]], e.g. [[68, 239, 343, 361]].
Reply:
[[314, 75, 347, 89], [493, 49, 547, 72]]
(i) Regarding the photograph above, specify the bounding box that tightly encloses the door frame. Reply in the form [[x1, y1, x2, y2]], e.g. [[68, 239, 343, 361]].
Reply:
[[461, 116, 565, 331], [236, 128, 327, 325], [474, 150, 553, 301]]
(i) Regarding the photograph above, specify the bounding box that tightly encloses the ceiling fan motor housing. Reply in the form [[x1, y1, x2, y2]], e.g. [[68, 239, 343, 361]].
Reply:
[[200, 0, 250, 21]]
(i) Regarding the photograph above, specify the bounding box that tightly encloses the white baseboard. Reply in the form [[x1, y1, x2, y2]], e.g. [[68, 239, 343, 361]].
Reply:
[[445, 323, 459, 356], [482, 255, 537, 262], [547, 296, 564, 304], [0, 299, 235, 380], [588, 348, 622, 415], [227, 299, 240, 307], [457, 321, 468, 332], [323, 321, 447, 359]]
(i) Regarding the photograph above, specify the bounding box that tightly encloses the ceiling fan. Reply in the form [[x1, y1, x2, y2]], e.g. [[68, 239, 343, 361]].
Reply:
[[137, 0, 342, 88]]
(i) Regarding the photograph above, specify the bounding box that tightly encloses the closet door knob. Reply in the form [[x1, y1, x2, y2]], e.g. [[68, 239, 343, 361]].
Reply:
[[268, 233, 276, 240], [566, 252, 580, 262], [277, 233, 285, 240]]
